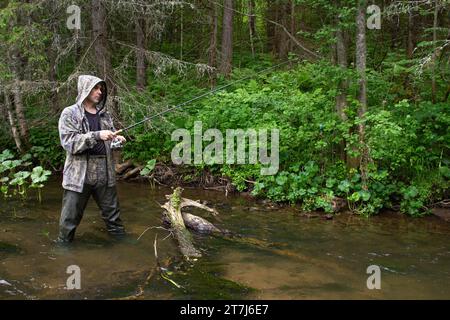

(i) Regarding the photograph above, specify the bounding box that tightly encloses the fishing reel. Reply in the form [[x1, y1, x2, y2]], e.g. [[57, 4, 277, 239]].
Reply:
[[111, 137, 124, 150], [110, 129, 124, 150]]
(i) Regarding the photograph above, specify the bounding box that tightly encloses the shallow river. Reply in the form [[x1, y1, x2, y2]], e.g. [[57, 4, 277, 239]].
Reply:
[[1, 179, 449, 299]]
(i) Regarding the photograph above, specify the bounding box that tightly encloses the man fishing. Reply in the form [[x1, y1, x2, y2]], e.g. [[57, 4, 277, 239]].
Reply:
[[57, 75, 127, 243]]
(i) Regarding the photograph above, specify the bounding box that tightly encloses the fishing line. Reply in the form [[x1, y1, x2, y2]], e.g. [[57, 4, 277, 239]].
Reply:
[[114, 57, 299, 135]]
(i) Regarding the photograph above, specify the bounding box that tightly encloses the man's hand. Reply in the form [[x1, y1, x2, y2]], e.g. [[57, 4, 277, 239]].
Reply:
[[99, 130, 116, 141], [115, 135, 127, 143]]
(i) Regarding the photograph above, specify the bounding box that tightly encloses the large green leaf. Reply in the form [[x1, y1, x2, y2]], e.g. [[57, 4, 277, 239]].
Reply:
[[140, 159, 157, 176], [9, 171, 31, 186], [30, 166, 51, 185], [1, 160, 22, 170], [0, 149, 14, 162]]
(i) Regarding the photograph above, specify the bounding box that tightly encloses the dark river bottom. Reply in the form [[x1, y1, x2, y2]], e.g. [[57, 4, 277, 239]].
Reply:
[[1, 179, 449, 299]]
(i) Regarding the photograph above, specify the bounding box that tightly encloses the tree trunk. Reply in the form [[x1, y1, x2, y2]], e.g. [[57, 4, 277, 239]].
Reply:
[[12, 80, 29, 147], [407, 8, 415, 59], [277, 2, 290, 59], [136, 17, 147, 91], [335, 16, 348, 122], [47, 2, 60, 112], [249, 0, 256, 36], [432, 0, 439, 104], [335, 3, 349, 163], [443, 30, 450, 102], [220, 0, 234, 76], [404, 7, 416, 97], [271, 2, 283, 58], [266, 1, 276, 53], [4, 91, 23, 153], [355, 0, 368, 187], [7, 34, 28, 148], [290, 0, 296, 53], [48, 36, 60, 112], [209, 1, 219, 86], [91, 0, 111, 80], [268, 1, 292, 59], [91, 0, 117, 116], [248, 0, 256, 57], [180, 9, 183, 60]]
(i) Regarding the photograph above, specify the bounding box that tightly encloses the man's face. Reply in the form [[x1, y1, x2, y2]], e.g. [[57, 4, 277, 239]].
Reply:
[[86, 83, 104, 104]]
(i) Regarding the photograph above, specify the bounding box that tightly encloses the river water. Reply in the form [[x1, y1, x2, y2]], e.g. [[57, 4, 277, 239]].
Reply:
[[1, 179, 449, 299]]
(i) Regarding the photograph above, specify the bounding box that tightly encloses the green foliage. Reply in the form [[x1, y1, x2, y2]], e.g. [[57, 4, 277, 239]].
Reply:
[[122, 61, 448, 217], [0, 149, 51, 202], [28, 127, 65, 170], [30, 166, 52, 203], [0, 1, 52, 81], [140, 159, 157, 176]]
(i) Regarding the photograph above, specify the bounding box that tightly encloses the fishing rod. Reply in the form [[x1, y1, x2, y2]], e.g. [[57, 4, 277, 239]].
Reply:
[[112, 57, 299, 146]]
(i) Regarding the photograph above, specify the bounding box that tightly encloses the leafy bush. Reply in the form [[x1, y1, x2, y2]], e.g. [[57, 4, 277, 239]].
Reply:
[[0, 149, 51, 202], [28, 126, 65, 170]]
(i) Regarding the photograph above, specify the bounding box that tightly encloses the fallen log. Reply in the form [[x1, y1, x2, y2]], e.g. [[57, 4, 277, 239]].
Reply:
[[161, 187, 202, 260], [179, 198, 219, 217], [122, 165, 144, 180], [160, 189, 347, 274], [115, 160, 134, 175], [182, 212, 223, 234], [162, 212, 222, 235]]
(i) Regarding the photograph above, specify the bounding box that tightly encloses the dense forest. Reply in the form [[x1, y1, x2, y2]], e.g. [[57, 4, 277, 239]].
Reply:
[[0, 0, 449, 216]]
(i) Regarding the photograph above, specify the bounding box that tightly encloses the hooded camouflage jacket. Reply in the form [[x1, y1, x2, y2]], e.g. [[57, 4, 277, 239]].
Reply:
[[58, 75, 116, 193]]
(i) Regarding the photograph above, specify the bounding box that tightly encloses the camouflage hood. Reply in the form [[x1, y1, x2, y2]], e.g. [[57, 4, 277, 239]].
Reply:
[[75, 75, 108, 113]]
